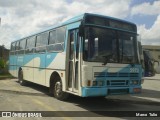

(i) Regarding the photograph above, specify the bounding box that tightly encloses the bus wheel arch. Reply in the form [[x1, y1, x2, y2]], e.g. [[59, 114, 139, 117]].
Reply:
[[49, 72, 69, 100]]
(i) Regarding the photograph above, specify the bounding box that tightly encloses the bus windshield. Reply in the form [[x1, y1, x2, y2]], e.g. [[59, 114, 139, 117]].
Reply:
[[83, 26, 138, 64]]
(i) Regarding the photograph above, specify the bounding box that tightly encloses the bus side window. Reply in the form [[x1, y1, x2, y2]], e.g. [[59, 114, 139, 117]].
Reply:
[[47, 30, 57, 52], [15, 41, 19, 55], [35, 32, 48, 53], [15, 41, 20, 55], [49, 30, 56, 45], [47, 27, 66, 52], [56, 27, 66, 51], [11, 42, 16, 51], [10, 42, 16, 55], [19, 39, 26, 50], [26, 36, 36, 54], [57, 27, 66, 43], [15, 41, 20, 51], [36, 32, 48, 47], [18, 39, 26, 54]]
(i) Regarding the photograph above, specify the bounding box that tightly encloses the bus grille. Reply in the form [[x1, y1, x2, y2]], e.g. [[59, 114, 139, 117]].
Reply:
[[107, 80, 129, 86], [94, 72, 139, 78]]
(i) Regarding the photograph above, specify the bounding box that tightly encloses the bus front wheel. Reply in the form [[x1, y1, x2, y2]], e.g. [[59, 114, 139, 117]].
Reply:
[[52, 76, 69, 100], [18, 70, 27, 86]]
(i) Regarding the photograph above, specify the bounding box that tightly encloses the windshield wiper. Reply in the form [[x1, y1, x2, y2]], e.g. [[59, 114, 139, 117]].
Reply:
[[102, 54, 113, 65]]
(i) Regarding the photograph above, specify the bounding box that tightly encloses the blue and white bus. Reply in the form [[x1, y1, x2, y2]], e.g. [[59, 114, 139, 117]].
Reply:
[[9, 13, 143, 100]]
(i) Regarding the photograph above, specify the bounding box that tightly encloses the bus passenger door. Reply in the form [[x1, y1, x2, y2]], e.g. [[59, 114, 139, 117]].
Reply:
[[68, 29, 79, 93]]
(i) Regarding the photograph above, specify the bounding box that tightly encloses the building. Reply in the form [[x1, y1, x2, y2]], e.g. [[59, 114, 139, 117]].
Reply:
[[143, 45, 160, 61]]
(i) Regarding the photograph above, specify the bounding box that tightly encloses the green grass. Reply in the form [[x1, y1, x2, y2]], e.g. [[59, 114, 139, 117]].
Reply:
[[0, 73, 13, 79]]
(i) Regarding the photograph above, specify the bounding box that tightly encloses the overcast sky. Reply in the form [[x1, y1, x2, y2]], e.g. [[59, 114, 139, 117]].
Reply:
[[0, 0, 160, 49]]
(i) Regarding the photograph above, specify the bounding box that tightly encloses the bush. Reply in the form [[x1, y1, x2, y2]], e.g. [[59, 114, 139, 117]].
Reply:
[[0, 58, 8, 74], [0, 58, 6, 69]]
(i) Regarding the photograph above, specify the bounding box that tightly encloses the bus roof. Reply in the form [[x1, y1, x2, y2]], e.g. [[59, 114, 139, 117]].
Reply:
[[63, 13, 136, 26], [12, 13, 136, 43]]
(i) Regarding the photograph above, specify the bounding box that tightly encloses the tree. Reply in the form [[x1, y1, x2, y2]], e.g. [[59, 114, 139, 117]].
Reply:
[[0, 58, 5, 69]]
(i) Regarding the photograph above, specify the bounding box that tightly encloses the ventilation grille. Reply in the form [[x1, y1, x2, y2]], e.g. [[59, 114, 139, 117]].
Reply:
[[94, 72, 139, 78], [107, 80, 129, 86]]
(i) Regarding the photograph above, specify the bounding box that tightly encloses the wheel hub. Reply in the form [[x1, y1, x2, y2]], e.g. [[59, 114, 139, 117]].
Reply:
[[55, 82, 62, 96]]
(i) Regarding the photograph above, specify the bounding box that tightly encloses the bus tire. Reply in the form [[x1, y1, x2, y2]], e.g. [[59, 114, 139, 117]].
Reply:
[[18, 70, 27, 86], [52, 76, 69, 100]]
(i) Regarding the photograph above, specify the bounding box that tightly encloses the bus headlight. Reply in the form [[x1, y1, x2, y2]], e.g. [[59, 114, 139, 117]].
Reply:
[[92, 81, 104, 86], [98, 81, 104, 86], [92, 81, 97, 86], [130, 80, 139, 85]]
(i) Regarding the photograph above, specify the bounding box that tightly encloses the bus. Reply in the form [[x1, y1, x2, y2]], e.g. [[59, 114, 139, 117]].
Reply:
[[9, 13, 143, 100], [143, 49, 159, 77]]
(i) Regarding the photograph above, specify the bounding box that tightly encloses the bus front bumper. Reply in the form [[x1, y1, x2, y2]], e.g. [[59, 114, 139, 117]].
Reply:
[[81, 86, 142, 97]]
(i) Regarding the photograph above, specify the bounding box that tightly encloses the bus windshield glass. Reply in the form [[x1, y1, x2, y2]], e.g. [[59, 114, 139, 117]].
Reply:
[[83, 26, 138, 64]]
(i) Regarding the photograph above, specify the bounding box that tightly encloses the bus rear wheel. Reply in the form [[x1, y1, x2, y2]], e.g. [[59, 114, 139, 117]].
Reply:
[[18, 70, 27, 86], [52, 76, 69, 100]]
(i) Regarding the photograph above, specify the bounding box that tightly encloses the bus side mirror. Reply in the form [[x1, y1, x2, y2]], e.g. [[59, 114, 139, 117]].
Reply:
[[79, 24, 84, 37]]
